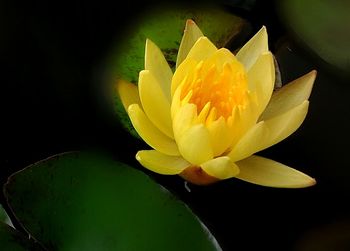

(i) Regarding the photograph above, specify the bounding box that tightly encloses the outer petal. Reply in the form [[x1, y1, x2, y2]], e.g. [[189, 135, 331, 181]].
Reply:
[[128, 104, 180, 156], [145, 39, 173, 100], [236, 155, 316, 188], [176, 19, 204, 68], [186, 37, 218, 62], [200, 156, 239, 180], [236, 26, 268, 71], [228, 101, 309, 162], [260, 70, 316, 120], [138, 70, 173, 138], [116, 79, 141, 110], [136, 150, 190, 175], [177, 124, 214, 165], [247, 52, 275, 116]]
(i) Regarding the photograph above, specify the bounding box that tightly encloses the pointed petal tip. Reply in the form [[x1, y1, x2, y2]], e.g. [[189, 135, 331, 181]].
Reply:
[[296, 70, 317, 95], [261, 26, 268, 39], [289, 171, 317, 188], [145, 38, 152, 50], [176, 19, 204, 68], [145, 38, 153, 46], [272, 174, 316, 189], [127, 103, 137, 114], [236, 24, 269, 70], [197, 36, 209, 42], [185, 36, 217, 62], [293, 175, 317, 188], [303, 69, 317, 80], [308, 177, 317, 186], [135, 151, 141, 161], [309, 69, 317, 81], [116, 79, 142, 113], [186, 19, 196, 26], [256, 25, 268, 41], [138, 70, 151, 85], [145, 39, 157, 56], [191, 36, 215, 51], [138, 69, 149, 77]]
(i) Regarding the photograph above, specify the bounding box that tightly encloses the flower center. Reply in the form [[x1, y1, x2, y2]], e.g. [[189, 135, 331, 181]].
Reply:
[[180, 59, 248, 119]]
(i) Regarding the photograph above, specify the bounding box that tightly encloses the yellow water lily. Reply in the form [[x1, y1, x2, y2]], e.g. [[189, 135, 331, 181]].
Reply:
[[117, 19, 316, 187]]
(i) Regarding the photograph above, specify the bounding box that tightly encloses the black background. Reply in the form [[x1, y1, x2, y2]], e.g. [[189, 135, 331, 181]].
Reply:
[[1, 0, 350, 250]]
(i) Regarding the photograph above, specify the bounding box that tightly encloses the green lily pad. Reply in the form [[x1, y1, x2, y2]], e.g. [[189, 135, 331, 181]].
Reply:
[[0, 222, 42, 251], [4, 151, 221, 251], [108, 5, 248, 137], [279, 0, 350, 75]]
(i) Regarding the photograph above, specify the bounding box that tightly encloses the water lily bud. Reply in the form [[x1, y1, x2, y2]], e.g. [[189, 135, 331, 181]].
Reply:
[[118, 19, 316, 187]]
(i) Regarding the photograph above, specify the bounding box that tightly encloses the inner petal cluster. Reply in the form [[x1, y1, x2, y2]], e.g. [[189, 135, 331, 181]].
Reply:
[[180, 54, 249, 121]]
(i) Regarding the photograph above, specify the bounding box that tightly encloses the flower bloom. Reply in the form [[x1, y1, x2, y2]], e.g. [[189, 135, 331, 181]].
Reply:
[[117, 20, 316, 187]]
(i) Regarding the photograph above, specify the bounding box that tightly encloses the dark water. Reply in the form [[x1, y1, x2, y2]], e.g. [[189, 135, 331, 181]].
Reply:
[[1, 0, 350, 250]]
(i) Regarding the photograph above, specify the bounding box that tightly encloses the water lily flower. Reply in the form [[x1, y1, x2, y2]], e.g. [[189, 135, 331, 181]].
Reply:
[[117, 19, 316, 187]]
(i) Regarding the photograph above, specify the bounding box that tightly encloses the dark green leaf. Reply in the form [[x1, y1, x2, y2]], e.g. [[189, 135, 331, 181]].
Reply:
[[4, 152, 221, 251], [0, 222, 42, 251]]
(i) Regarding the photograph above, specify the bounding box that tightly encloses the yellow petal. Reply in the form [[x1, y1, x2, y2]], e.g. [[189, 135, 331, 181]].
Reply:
[[176, 19, 204, 68], [116, 79, 141, 111], [136, 150, 190, 175], [138, 70, 173, 138], [236, 155, 316, 188], [171, 58, 198, 97], [206, 117, 233, 156], [228, 101, 309, 162], [200, 156, 239, 180], [186, 37, 217, 62], [236, 26, 268, 71], [260, 70, 316, 120], [196, 102, 211, 124], [170, 83, 183, 119], [226, 101, 258, 149], [208, 48, 239, 70], [128, 104, 179, 156], [177, 124, 214, 165], [145, 39, 173, 100], [247, 52, 275, 116], [172, 103, 197, 140]]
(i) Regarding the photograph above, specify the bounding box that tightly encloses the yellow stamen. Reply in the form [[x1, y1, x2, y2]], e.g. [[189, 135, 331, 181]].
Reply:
[[180, 58, 249, 120]]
